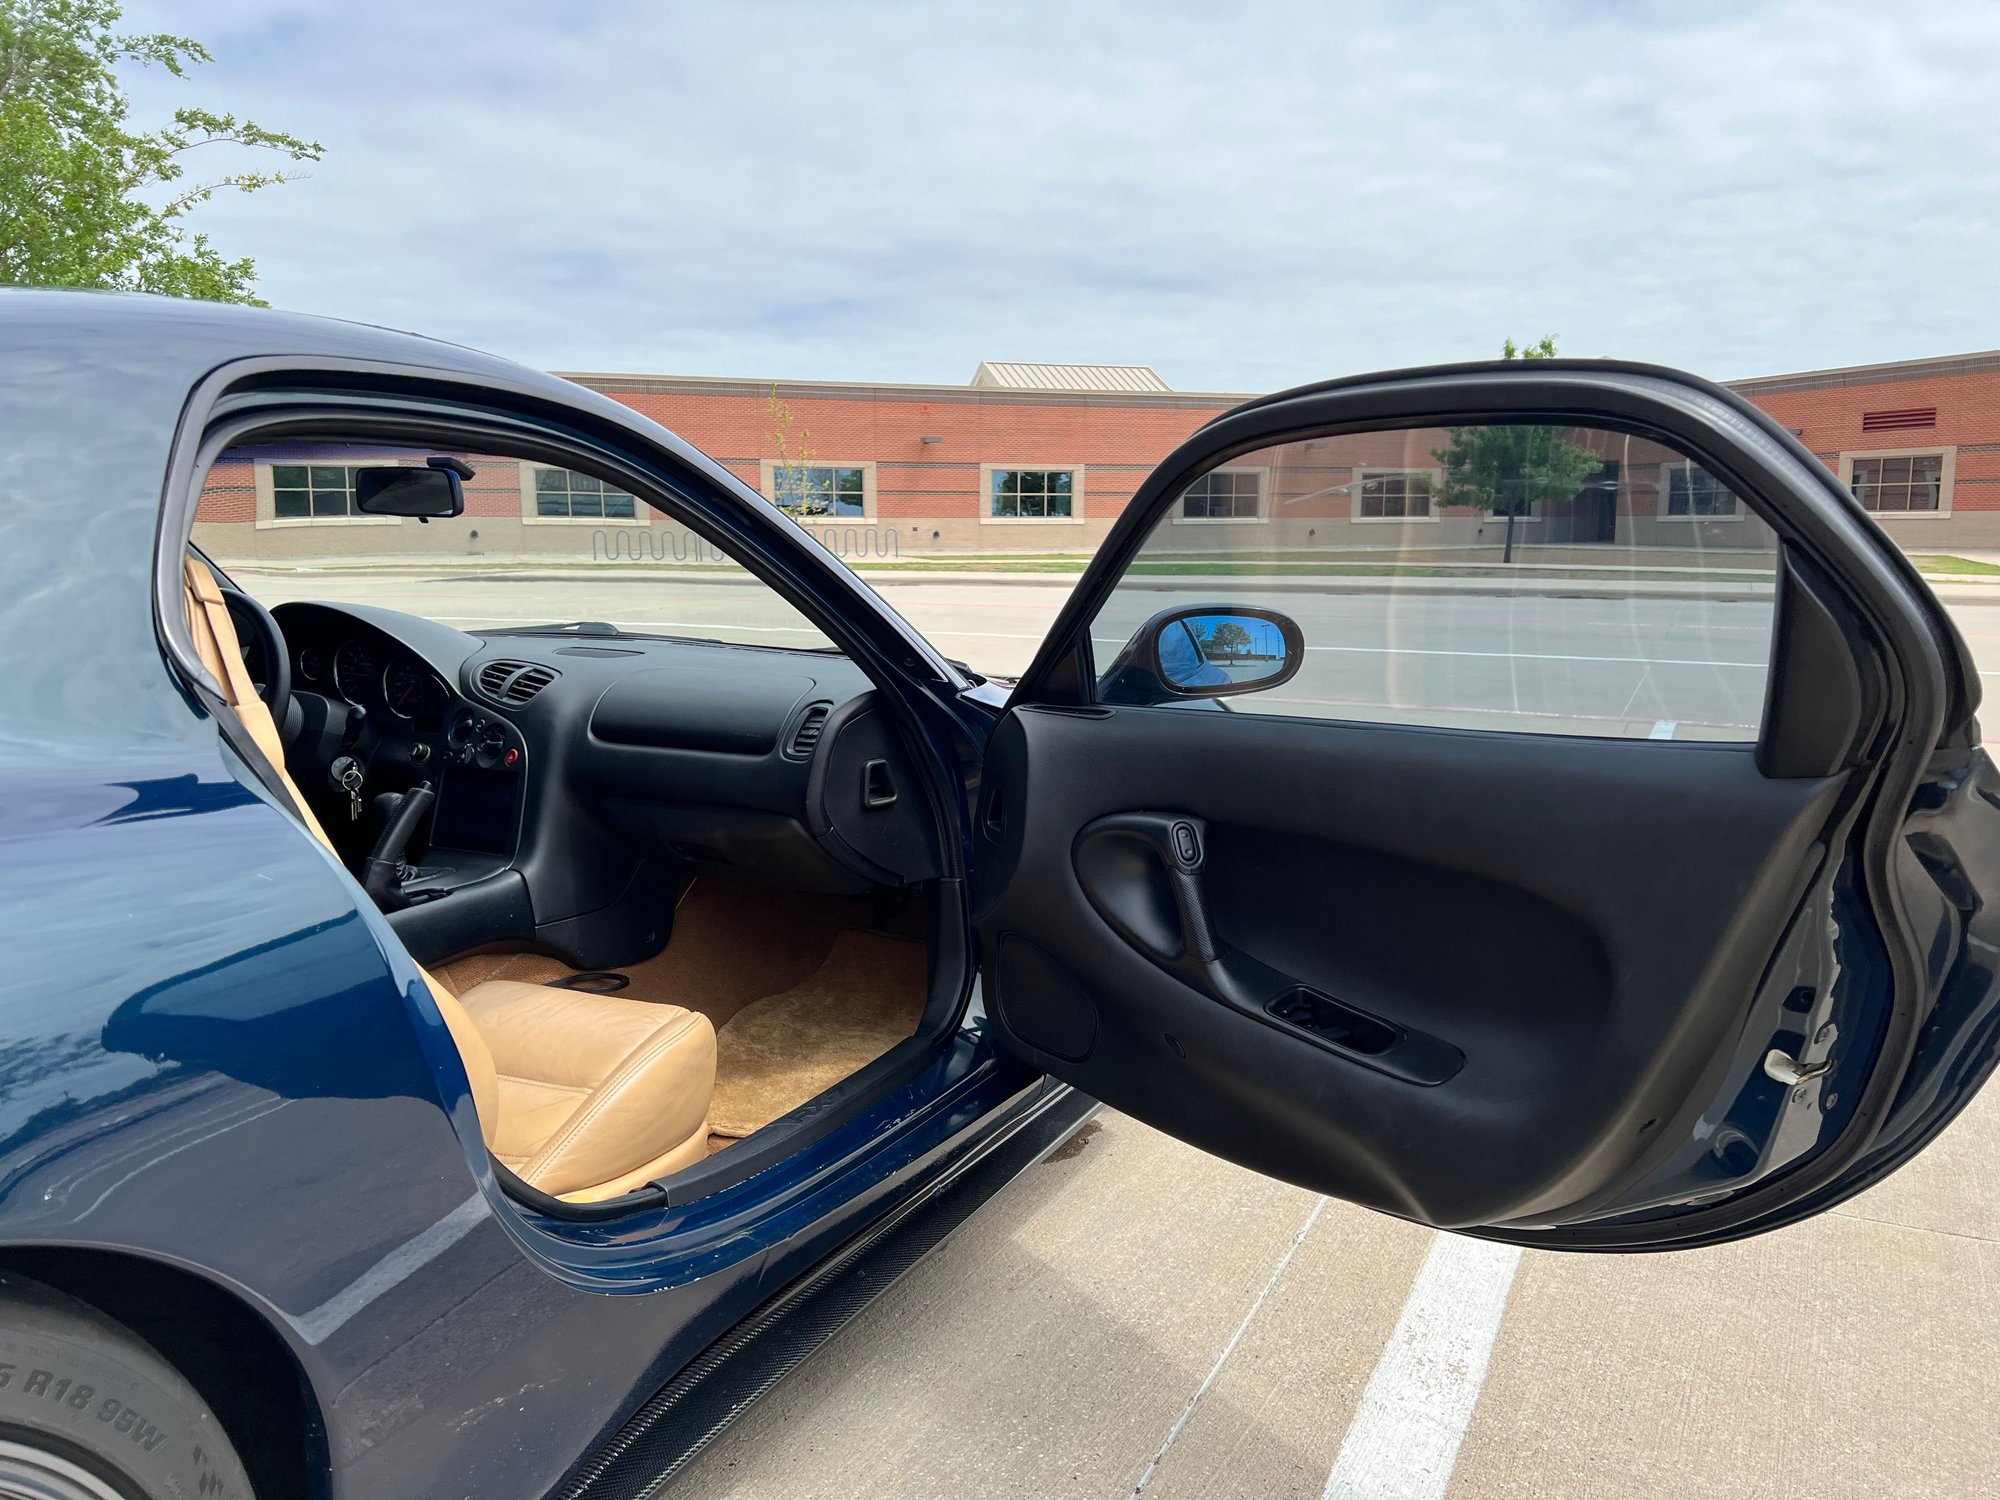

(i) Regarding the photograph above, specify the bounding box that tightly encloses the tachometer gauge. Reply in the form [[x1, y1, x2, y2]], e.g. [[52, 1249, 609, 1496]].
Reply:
[[298, 645, 328, 685], [332, 640, 376, 702], [382, 660, 438, 720]]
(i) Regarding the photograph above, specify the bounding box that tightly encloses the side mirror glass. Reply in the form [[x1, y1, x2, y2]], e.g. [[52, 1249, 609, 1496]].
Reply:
[[1101, 604, 1305, 706], [353, 462, 467, 520], [1159, 612, 1296, 691]]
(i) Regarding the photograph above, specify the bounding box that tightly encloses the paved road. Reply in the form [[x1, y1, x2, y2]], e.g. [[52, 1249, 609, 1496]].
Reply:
[[243, 568, 1776, 738], [232, 563, 2000, 1496], [239, 565, 2000, 740]]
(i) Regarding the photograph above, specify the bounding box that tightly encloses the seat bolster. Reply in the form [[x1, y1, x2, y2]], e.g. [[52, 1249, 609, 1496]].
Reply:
[[418, 965, 500, 1131], [463, 981, 683, 1082], [460, 980, 717, 1200], [521, 1010, 715, 1198]]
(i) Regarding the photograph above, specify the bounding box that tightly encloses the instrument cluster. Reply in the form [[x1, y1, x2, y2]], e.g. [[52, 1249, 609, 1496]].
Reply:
[[298, 636, 454, 731]]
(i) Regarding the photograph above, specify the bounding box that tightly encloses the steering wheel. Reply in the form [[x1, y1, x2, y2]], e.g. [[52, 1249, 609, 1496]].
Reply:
[[222, 587, 292, 721]]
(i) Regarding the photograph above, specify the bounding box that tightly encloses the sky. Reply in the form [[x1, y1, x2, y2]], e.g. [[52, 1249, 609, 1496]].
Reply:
[[120, 0, 2000, 393]]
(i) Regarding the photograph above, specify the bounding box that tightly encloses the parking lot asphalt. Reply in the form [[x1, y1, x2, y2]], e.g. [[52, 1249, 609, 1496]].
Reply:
[[663, 1091, 2000, 1500], [230, 563, 2000, 1497]]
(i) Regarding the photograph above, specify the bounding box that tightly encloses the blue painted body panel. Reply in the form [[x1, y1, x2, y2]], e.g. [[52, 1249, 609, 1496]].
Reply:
[[0, 291, 1040, 1499]]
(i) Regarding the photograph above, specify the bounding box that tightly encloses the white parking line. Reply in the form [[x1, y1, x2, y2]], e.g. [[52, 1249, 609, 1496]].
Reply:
[[1321, 1233, 1523, 1500]]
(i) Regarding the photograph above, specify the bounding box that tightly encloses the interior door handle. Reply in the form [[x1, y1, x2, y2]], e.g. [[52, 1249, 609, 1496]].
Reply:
[[1074, 812, 1218, 964]]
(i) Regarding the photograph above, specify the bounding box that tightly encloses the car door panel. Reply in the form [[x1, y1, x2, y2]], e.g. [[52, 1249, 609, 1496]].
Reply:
[[978, 705, 1844, 1227], [974, 359, 1998, 1248]]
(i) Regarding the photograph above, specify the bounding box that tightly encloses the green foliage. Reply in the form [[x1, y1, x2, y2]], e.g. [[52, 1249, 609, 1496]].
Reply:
[[1430, 337, 1602, 517], [1204, 619, 1253, 657], [0, 0, 321, 302], [766, 386, 816, 514], [1431, 423, 1604, 517]]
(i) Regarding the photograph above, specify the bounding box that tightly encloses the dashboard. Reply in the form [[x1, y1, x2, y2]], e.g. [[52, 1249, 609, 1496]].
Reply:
[[298, 629, 526, 774], [270, 601, 939, 968], [280, 605, 528, 862]]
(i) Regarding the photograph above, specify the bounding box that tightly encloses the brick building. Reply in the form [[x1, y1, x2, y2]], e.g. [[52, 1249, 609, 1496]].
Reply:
[[192, 350, 2000, 560], [1734, 352, 2000, 550]]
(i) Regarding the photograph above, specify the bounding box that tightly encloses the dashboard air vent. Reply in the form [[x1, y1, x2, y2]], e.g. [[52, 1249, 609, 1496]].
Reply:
[[476, 659, 559, 706], [788, 703, 831, 758]]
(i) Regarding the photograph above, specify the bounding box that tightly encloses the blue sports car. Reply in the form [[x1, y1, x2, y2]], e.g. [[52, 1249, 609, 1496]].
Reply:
[[1, 290, 1995, 1500]]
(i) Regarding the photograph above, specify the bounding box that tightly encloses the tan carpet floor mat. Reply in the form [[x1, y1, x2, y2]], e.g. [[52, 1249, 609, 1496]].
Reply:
[[435, 880, 890, 1029], [706, 929, 929, 1140]]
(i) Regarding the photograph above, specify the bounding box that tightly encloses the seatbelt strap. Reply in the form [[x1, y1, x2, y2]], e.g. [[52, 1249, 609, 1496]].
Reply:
[[180, 555, 340, 848], [183, 557, 284, 760]]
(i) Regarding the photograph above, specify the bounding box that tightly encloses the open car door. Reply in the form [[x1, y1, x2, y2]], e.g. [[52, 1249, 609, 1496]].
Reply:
[[972, 359, 2000, 1250]]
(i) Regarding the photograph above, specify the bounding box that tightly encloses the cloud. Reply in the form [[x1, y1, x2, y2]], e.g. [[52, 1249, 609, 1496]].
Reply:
[[120, 0, 2000, 390]]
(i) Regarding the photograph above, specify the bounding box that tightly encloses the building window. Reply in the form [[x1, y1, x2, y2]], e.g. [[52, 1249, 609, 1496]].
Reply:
[[992, 468, 1075, 519], [1356, 470, 1434, 520], [272, 464, 362, 519], [773, 464, 867, 518], [1665, 463, 1741, 517], [535, 467, 638, 519], [1179, 469, 1262, 521], [1851, 453, 1944, 513]]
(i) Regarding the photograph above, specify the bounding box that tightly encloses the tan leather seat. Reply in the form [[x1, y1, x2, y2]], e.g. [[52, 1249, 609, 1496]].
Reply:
[[183, 557, 715, 1200]]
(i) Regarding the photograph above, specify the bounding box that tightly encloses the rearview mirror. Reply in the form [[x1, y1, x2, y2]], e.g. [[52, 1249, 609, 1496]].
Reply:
[[1100, 605, 1304, 706], [353, 462, 466, 520]]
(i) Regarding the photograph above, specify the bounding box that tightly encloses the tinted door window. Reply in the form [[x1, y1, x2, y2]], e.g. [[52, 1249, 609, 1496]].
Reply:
[[1089, 422, 1778, 740]]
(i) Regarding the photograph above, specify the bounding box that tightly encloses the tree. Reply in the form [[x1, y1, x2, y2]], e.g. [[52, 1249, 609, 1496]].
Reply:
[[1204, 620, 1253, 660], [1, 0, 321, 302], [766, 386, 822, 514], [1431, 337, 1604, 562]]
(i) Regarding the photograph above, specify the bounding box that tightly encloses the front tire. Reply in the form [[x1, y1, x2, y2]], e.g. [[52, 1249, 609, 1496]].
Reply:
[[0, 1273, 254, 1499]]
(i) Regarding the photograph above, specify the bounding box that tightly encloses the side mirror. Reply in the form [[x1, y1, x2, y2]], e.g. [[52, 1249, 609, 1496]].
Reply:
[[353, 458, 469, 521], [1100, 604, 1305, 706]]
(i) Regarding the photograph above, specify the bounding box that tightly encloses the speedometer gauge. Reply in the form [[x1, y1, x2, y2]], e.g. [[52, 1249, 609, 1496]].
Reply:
[[383, 660, 443, 720], [333, 640, 376, 702]]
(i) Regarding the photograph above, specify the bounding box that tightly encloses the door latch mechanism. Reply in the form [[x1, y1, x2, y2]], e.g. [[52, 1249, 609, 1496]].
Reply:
[[1763, 1047, 1834, 1087]]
